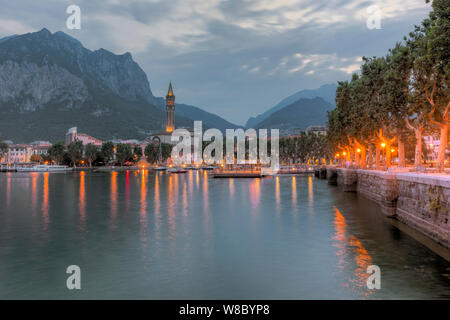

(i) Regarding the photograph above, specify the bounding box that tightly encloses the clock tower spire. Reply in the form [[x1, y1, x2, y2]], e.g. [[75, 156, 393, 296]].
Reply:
[[165, 82, 175, 132]]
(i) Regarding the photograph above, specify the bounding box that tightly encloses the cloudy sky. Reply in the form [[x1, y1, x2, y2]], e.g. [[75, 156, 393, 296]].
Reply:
[[0, 0, 432, 124]]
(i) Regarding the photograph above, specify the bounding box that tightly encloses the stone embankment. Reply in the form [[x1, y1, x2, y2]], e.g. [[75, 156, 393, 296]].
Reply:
[[322, 167, 450, 249]]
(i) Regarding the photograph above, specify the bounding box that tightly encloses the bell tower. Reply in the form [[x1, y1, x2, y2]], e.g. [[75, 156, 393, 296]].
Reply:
[[165, 82, 175, 132]]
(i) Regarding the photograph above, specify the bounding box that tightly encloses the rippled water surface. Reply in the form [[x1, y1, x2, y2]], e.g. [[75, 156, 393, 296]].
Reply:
[[0, 171, 449, 299]]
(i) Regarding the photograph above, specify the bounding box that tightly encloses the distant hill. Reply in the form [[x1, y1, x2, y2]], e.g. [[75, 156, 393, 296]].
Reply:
[[255, 97, 334, 130], [0, 29, 238, 143], [246, 83, 337, 128], [175, 103, 240, 131]]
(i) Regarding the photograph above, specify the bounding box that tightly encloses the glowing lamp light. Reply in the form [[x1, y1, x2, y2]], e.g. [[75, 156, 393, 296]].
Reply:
[[343, 152, 347, 156], [336, 153, 340, 158], [391, 149, 395, 153], [381, 143, 386, 148], [356, 148, 361, 153]]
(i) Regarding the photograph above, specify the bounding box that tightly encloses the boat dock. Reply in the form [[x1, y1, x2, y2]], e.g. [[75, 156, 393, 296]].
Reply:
[[212, 169, 262, 178]]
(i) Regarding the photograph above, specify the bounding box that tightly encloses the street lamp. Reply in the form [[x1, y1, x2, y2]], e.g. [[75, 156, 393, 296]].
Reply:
[[381, 142, 386, 148]]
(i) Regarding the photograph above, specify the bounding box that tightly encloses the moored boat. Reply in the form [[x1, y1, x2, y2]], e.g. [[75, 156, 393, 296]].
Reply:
[[168, 167, 187, 173], [16, 165, 72, 172]]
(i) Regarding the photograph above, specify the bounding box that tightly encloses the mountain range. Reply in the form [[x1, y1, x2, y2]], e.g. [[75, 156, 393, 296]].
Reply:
[[245, 83, 337, 129], [0, 28, 238, 143], [0, 28, 337, 143], [254, 97, 334, 130]]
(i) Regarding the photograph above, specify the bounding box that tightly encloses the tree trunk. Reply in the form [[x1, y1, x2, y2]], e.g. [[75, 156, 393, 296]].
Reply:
[[385, 142, 391, 168], [367, 146, 373, 168], [437, 124, 448, 173], [414, 129, 423, 169], [376, 146, 380, 170], [398, 135, 405, 167], [360, 146, 366, 168]]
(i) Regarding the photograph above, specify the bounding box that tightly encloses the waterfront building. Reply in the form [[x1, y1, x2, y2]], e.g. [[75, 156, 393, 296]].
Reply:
[[65, 127, 103, 146], [306, 125, 327, 135], [6, 144, 33, 163]]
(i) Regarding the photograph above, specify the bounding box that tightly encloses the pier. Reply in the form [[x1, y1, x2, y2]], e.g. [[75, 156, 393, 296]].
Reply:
[[212, 168, 262, 178]]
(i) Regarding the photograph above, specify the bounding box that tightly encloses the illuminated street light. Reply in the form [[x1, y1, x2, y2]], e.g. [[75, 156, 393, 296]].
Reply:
[[381, 142, 386, 148], [356, 148, 361, 153]]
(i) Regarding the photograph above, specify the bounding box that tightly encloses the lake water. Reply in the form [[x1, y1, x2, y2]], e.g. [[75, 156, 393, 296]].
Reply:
[[0, 170, 449, 299]]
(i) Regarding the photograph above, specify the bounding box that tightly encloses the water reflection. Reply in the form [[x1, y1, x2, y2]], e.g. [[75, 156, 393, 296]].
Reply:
[[79, 171, 86, 225], [275, 176, 280, 214], [140, 170, 147, 216], [308, 176, 313, 206], [333, 206, 374, 296], [249, 178, 261, 210], [42, 172, 49, 229], [154, 173, 160, 215], [292, 176, 297, 210], [168, 174, 176, 239], [6, 172, 11, 208], [229, 178, 234, 198], [140, 170, 148, 246], [188, 170, 194, 194], [196, 171, 200, 190], [31, 173, 38, 215], [182, 178, 188, 217], [203, 172, 208, 213], [125, 170, 130, 214], [110, 171, 118, 229]]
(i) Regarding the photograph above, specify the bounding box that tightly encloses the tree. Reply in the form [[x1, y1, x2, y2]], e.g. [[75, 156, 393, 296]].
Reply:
[[0, 142, 8, 161], [133, 145, 143, 162], [145, 143, 159, 164], [101, 141, 115, 165], [48, 142, 65, 164], [85, 143, 99, 167], [161, 143, 173, 163], [383, 43, 414, 167], [116, 143, 132, 166], [30, 154, 42, 163], [407, 0, 450, 171], [67, 140, 84, 168]]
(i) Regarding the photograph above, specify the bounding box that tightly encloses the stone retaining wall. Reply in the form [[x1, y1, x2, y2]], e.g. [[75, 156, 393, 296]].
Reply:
[[329, 168, 450, 248], [396, 174, 450, 248]]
